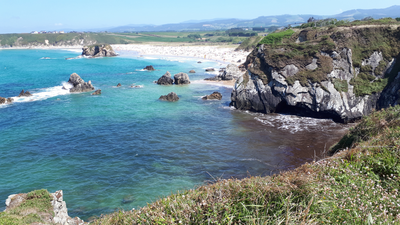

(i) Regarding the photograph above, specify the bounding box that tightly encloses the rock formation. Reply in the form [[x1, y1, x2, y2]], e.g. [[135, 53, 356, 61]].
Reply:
[[82, 44, 117, 57], [0, 97, 5, 104], [157, 72, 174, 85], [174, 72, 191, 85], [7, 98, 13, 103], [206, 64, 244, 81], [117, 83, 122, 87], [231, 26, 400, 123], [205, 68, 215, 72], [5, 190, 86, 225], [91, 89, 101, 95], [67, 73, 95, 93], [159, 92, 179, 102], [144, 65, 155, 71], [203, 92, 222, 100], [18, 90, 32, 97], [189, 70, 196, 73]]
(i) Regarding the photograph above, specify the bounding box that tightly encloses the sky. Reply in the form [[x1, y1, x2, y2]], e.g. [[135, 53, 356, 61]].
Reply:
[[0, 0, 399, 33]]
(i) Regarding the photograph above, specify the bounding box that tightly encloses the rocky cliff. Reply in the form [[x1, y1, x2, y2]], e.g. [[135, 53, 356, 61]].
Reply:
[[231, 25, 400, 123]]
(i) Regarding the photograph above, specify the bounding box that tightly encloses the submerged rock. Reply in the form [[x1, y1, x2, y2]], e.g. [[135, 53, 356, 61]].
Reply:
[[68, 73, 95, 93], [203, 92, 222, 100], [159, 92, 179, 102], [91, 89, 101, 95], [144, 65, 155, 71], [174, 72, 191, 85], [82, 44, 117, 57], [18, 90, 32, 97], [157, 71, 174, 85]]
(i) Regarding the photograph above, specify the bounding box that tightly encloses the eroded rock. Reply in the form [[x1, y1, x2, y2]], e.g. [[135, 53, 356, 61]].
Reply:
[[174, 72, 190, 85], [18, 90, 32, 97], [91, 89, 101, 95], [157, 72, 174, 85], [82, 44, 117, 57], [159, 92, 179, 102], [144, 65, 155, 71], [203, 92, 222, 100], [67, 73, 95, 93]]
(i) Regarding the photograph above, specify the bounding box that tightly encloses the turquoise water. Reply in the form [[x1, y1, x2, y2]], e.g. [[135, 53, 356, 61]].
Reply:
[[0, 49, 347, 220]]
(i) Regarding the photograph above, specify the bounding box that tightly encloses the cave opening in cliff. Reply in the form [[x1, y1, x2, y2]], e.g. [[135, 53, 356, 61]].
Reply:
[[275, 101, 344, 123]]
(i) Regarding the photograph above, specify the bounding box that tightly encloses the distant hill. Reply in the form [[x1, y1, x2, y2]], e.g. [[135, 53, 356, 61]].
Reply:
[[107, 5, 400, 32]]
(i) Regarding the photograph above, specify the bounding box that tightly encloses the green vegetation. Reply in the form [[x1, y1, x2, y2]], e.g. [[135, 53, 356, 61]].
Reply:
[[300, 17, 400, 29], [259, 29, 295, 45], [227, 32, 257, 37], [235, 36, 263, 51], [349, 75, 388, 96], [397, 18, 400, 22], [0, 189, 53, 225], [333, 78, 349, 93], [91, 106, 400, 224]]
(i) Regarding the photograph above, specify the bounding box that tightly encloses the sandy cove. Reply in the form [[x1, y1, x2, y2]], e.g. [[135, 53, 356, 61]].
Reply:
[[112, 44, 250, 66]]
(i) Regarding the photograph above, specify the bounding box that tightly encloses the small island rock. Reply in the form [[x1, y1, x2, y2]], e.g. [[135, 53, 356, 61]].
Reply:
[[157, 71, 174, 85], [174, 72, 191, 85], [82, 44, 117, 57], [68, 73, 95, 93], [159, 92, 179, 102], [18, 90, 32, 97], [144, 65, 155, 71], [7, 98, 14, 103], [203, 92, 222, 100], [205, 68, 215, 72], [0, 97, 5, 104], [91, 89, 101, 95], [117, 83, 122, 87], [189, 70, 196, 73]]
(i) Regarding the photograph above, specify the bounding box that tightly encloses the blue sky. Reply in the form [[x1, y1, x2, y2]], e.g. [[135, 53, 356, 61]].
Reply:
[[1, 0, 399, 33]]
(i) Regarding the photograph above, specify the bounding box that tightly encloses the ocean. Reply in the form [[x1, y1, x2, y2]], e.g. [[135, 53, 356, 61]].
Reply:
[[0, 49, 349, 220]]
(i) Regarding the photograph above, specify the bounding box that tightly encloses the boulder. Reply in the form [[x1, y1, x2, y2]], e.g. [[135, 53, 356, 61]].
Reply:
[[197, 61, 202, 63], [82, 44, 117, 57], [157, 71, 174, 85], [205, 64, 244, 81], [203, 92, 222, 100], [144, 65, 155, 71], [189, 70, 196, 73], [91, 89, 101, 95], [159, 92, 179, 102], [205, 68, 215, 72], [174, 72, 191, 85], [7, 98, 13, 103], [67, 73, 95, 93], [117, 83, 121, 87], [0, 97, 5, 104], [18, 90, 32, 97]]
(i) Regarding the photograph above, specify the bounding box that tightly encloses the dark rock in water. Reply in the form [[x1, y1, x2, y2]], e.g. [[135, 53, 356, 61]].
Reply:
[[0, 97, 5, 104], [144, 65, 155, 71], [91, 89, 101, 95], [159, 92, 179, 102], [157, 71, 174, 85], [197, 61, 202, 63], [174, 72, 190, 85], [205, 68, 215, 72], [18, 90, 32, 97], [7, 98, 14, 103], [68, 73, 95, 93], [203, 92, 222, 100], [204, 77, 219, 81], [117, 83, 122, 87], [189, 70, 196, 73], [82, 44, 118, 57]]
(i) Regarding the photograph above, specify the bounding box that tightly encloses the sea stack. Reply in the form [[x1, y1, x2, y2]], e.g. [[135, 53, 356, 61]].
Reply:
[[157, 72, 174, 85], [159, 92, 179, 102], [202, 92, 222, 100], [82, 44, 118, 57], [67, 73, 95, 93], [144, 65, 155, 71], [174, 72, 190, 85]]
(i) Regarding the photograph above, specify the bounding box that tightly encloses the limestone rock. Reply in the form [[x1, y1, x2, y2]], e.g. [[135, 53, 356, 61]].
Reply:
[[68, 73, 95, 93], [189, 70, 196, 73], [203, 92, 222, 100], [174, 72, 191, 85], [82, 44, 117, 57], [18, 90, 32, 97], [159, 92, 179, 102], [205, 64, 244, 81], [144, 65, 155, 71], [157, 71, 174, 85], [91, 89, 101, 95]]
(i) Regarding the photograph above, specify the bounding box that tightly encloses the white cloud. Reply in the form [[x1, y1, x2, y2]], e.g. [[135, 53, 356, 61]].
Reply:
[[55, 23, 63, 26]]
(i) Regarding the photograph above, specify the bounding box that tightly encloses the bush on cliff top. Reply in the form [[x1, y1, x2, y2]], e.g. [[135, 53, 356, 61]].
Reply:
[[259, 29, 295, 45], [92, 106, 400, 224]]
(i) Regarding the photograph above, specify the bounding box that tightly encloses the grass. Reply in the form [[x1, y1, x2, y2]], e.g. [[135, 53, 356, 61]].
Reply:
[[259, 29, 295, 45], [91, 106, 400, 224], [0, 189, 53, 225], [235, 36, 263, 51], [333, 78, 349, 93]]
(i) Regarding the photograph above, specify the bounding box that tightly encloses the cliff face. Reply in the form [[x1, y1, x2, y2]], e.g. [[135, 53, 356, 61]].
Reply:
[[231, 26, 400, 123]]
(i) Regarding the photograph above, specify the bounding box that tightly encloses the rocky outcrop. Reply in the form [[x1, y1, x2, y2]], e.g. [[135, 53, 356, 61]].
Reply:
[[0, 97, 14, 105], [82, 44, 117, 57], [159, 92, 179, 102], [7, 98, 13, 103], [157, 72, 174, 85], [174, 73, 191, 85], [231, 26, 400, 123], [117, 83, 121, 87], [91, 89, 101, 95], [18, 90, 32, 97], [189, 70, 196, 73], [144, 65, 155, 71], [206, 64, 244, 81], [67, 73, 95, 93], [5, 190, 86, 225], [205, 68, 215, 72], [203, 92, 222, 100]]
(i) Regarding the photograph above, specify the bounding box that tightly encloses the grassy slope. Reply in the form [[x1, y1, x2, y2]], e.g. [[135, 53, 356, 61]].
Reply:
[[92, 105, 400, 224]]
